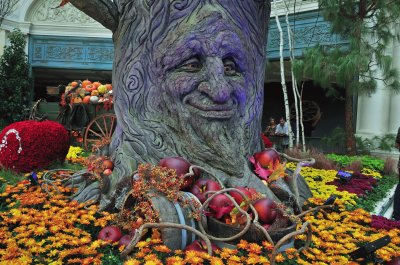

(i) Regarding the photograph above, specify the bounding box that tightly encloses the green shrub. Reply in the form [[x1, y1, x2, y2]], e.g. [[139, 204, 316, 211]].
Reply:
[[356, 134, 397, 154], [0, 168, 24, 186], [326, 154, 385, 171], [0, 29, 32, 125], [348, 174, 398, 212]]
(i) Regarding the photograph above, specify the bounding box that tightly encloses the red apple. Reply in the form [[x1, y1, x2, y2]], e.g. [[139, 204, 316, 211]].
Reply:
[[254, 149, 280, 168], [158, 157, 200, 190], [98, 226, 122, 243], [119, 234, 133, 247], [159, 157, 191, 176], [190, 178, 222, 203], [229, 186, 259, 204], [184, 239, 220, 254], [208, 194, 235, 220], [102, 159, 114, 170], [103, 168, 113, 176], [252, 198, 278, 224]]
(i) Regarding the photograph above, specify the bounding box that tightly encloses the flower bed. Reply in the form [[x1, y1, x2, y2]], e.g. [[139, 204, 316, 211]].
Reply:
[[0, 175, 115, 264], [327, 171, 378, 197], [0, 121, 70, 172], [0, 150, 399, 264]]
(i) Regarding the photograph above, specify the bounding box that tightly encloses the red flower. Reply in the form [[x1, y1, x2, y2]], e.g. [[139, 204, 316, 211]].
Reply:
[[371, 215, 400, 230], [260, 133, 273, 148], [327, 171, 378, 197], [0, 120, 70, 172]]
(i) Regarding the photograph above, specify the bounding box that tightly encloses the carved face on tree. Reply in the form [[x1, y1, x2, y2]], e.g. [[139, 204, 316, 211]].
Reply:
[[148, 5, 257, 175], [102, 0, 272, 207]]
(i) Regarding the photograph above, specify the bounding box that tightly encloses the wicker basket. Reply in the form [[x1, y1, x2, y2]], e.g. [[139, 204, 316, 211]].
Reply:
[[207, 215, 296, 244]]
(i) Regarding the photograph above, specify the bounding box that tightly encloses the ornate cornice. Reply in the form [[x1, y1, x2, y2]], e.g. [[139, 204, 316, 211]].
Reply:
[[271, 0, 319, 16], [27, 0, 100, 25]]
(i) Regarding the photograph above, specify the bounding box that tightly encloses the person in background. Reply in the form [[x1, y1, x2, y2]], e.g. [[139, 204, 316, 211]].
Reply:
[[393, 126, 400, 220], [264, 117, 277, 137], [275, 117, 289, 151]]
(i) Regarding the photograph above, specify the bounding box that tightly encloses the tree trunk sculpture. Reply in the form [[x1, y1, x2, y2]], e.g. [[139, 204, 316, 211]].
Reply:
[[67, 0, 310, 211]]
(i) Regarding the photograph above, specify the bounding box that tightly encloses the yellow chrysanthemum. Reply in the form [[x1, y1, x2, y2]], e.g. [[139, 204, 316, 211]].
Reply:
[[124, 259, 142, 265]]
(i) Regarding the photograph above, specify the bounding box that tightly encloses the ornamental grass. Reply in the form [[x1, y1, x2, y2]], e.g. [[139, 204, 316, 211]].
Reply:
[[0, 148, 399, 264]]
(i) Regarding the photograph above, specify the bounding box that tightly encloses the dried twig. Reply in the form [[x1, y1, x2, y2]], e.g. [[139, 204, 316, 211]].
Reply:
[[120, 222, 212, 259], [270, 221, 312, 265]]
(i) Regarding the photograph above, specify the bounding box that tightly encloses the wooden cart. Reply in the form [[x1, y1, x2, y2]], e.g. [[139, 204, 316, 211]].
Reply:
[[33, 99, 116, 151], [61, 103, 116, 151]]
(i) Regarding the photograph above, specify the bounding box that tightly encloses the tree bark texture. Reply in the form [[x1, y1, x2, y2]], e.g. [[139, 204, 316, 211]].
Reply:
[[67, 0, 311, 211], [345, 86, 356, 155]]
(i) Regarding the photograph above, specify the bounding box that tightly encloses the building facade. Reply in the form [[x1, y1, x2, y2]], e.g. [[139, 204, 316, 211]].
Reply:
[[1, 0, 399, 143]]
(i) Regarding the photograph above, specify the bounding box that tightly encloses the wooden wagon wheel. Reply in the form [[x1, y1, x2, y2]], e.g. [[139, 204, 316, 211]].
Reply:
[[83, 113, 117, 151]]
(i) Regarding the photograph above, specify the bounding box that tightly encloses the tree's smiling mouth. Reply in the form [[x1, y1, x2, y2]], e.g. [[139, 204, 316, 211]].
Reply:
[[184, 97, 235, 119]]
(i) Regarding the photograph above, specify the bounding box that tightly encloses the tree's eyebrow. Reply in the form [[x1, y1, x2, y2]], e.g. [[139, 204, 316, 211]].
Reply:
[[159, 31, 248, 72], [161, 40, 201, 70], [221, 49, 247, 72]]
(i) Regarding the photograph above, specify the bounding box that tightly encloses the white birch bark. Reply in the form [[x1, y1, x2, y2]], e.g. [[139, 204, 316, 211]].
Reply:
[[300, 83, 306, 152], [273, 1, 293, 149], [285, 9, 300, 146], [283, 3, 306, 151]]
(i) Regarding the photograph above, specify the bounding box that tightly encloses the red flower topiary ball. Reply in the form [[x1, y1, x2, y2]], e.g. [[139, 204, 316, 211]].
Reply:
[[0, 120, 70, 172]]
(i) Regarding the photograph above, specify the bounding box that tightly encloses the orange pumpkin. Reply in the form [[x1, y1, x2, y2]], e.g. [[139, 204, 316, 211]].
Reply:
[[82, 79, 92, 88], [92, 81, 102, 89], [82, 96, 91, 104], [73, 97, 82, 103], [105, 84, 112, 90], [70, 81, 79, 88], [85, 84, 96, 92]]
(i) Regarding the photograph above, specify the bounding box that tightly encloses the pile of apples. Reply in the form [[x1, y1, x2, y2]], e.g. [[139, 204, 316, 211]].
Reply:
[[86, 155, 114, 176], [102, 158, 114, 176], [97, 155, 280, 253], [63, 79, 113, 105], [157, 156, 280, 229], [97, 226, 133, 248]]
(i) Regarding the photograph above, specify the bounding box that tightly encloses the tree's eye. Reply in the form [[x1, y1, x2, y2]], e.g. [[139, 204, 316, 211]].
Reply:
[[179, 57, 202, 72], [223, 58, 238, 76]]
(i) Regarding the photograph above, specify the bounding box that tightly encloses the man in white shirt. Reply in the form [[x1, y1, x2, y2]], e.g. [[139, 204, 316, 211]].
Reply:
[[275, 117, 289, 151]]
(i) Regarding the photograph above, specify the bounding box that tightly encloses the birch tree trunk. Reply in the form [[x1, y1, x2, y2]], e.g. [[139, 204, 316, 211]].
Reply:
[[283, 4, 306, 151], [273, 1, 293, 149], [300, 83, 306, 152], [285, 8, 299, 146]]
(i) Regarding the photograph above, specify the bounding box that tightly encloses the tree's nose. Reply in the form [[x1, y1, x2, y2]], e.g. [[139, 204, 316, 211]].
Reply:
[[198, 57, 233, 103]]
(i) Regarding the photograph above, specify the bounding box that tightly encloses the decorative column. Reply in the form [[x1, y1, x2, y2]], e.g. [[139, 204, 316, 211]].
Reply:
[[389, 25, 400, 134], [356, 72, 392, 138], [356, 30, 395, 138]]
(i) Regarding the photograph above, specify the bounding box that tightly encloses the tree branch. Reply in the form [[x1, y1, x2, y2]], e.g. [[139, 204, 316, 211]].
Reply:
[[358, 0, 367, 19], [336, 0, 357, 21], [365, 0, 378, 17], [0, 0, 19, 26], [69, 0, 119, 32]]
